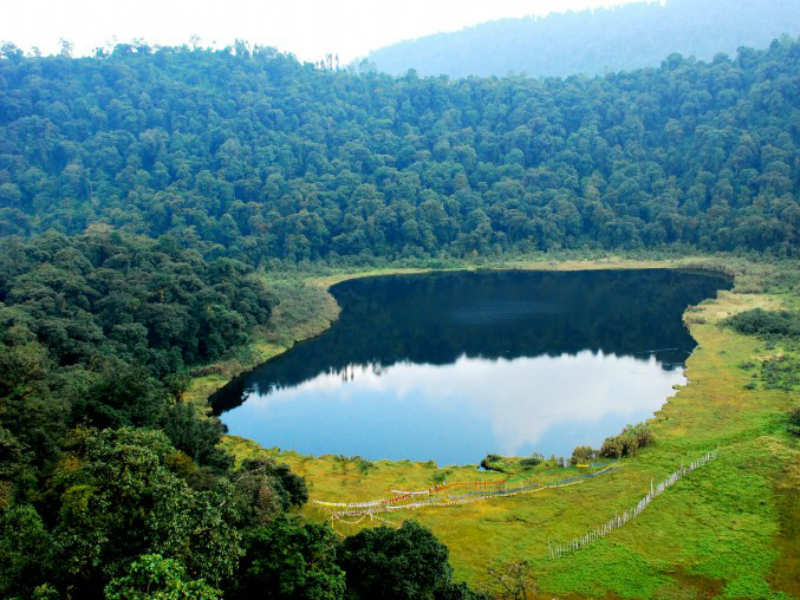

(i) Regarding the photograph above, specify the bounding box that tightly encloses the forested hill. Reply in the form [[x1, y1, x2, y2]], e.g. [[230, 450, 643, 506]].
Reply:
[[1, 38, 800, 262], [365, 0, 800, 79]]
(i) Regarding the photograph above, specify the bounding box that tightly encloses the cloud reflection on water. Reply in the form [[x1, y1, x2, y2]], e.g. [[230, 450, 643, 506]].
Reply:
[[223, 350, 684, 463]]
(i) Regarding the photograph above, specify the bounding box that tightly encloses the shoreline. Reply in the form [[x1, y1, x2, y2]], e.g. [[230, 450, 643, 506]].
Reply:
[[192, 254, 800, 596], [185, 255, 727, 410], [216, 259, 734, 474]]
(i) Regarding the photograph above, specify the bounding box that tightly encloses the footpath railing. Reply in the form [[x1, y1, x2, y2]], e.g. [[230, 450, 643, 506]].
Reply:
[[548, 451, 717, 559]]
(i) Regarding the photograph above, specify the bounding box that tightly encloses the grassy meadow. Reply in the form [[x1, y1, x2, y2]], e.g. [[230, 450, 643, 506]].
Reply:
[[196, 256, 800, 598]]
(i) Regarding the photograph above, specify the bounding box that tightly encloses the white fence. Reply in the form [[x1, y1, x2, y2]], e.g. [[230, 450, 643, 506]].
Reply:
[[314, 462, 621, 519], [549, 451, 717, 559]]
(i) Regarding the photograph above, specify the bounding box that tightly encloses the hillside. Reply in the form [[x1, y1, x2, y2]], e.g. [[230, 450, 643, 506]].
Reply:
[[365, 0, 800, 78], [1, 39, 800, 263]]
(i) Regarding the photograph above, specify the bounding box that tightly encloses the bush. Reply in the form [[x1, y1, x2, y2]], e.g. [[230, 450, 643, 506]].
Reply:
[[518, 453, 544, 468], [480, 454, 505, 472], [355, 458, 376, 476], [569, 446, 596, 465], [761, 356, 800, 391], [789, 407, 800, 437], [600, 424, 653, 458], [431, 469, 451, 485], [724, 309, 800, 339], [599, 437, 624, 458]]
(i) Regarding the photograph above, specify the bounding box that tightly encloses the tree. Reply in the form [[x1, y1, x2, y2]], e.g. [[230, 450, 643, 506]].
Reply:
[[338, 521, 454, 600], [50, 428, 242, 596], [0, 183, 22, 208], [486, 560, 537, 600], [0, 505, 54, 599], [72, 365, 169, 429], [104, 554, 221, 600], [569, 445, 595, 465], [2, 40, 800, 258], [231, 515, 345, 600], [161, 403, 232, 472], [232, 457, 309, 525]]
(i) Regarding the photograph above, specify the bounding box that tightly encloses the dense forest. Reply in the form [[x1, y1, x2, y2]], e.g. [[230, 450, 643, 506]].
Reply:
[[365, 0, 800, 78], [1, 32, 800, 599], [0, 230, 485, 598], [1, 36, 800, 263]]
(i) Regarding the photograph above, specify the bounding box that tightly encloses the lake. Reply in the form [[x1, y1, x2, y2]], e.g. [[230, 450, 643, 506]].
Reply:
[[212, 269, 731, 465]]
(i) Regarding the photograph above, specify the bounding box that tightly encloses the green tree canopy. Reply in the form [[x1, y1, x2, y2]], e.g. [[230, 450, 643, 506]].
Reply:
[[104, 554, 221, 600]]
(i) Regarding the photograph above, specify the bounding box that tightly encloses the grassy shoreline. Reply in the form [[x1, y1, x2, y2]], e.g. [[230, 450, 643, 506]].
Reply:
[[188, 255, 799, 598]]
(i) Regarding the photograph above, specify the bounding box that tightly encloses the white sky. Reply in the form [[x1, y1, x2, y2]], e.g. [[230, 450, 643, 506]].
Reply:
[[2, 0, 648, 63]]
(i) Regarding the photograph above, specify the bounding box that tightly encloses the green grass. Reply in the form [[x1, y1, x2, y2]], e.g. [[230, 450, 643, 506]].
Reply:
[[184, 277, 340, 409], [206, 257, 800, 598]]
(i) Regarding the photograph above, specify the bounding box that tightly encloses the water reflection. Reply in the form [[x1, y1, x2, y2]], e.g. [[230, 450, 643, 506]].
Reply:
[[214, 270, 730, 465], [222, 351, 685, 465]]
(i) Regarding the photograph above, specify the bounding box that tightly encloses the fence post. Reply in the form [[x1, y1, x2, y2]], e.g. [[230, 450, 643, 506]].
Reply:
[[550, 452, 716, 560]]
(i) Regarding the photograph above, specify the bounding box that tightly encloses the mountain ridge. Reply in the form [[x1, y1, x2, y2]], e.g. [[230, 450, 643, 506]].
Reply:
[[363, 0, 800, 78]]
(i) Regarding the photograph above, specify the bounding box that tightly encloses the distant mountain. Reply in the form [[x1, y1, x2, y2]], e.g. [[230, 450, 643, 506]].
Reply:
[[364, 0, 800, 78]]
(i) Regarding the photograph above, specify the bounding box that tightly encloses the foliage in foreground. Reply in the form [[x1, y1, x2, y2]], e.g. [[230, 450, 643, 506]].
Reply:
[[0, 230, 480, 599], [104, 554, 221, 600], [339, 521, 486, 600], [230, 515, 346, 600], [0, 424, 477, 599]]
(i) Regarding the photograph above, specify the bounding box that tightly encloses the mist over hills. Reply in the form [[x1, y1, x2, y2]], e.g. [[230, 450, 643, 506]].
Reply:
[[364, 0, 800, 78]]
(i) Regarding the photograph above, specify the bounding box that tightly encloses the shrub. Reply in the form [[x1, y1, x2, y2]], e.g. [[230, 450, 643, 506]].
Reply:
[[519, 453, 544, 468], [569, 446, 596, 465], [599, 437, 624, 459], [600, 424, 653, 458], [480, 454, 505, 472], [233, 458, 309, 525], [761, 356, 800, 391], [789, 407, 800, 437], [355, 458, 376, 475], [724, 309, 800, 339], [431, 469, 451, 485]]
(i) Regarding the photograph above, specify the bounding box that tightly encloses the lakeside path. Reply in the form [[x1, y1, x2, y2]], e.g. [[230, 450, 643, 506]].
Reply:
[[192, 256, 800, 598]]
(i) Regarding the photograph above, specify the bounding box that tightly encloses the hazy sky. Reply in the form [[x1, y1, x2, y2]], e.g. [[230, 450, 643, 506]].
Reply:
[[2, 0, 649, 63]]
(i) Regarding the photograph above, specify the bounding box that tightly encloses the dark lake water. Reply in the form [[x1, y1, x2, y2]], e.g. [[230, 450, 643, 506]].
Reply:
[[213, 269, 731, 465]]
